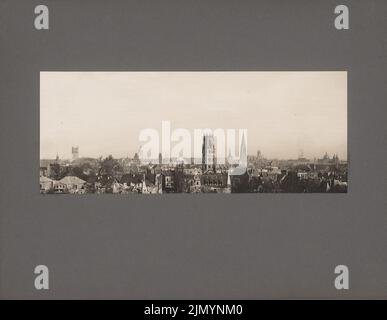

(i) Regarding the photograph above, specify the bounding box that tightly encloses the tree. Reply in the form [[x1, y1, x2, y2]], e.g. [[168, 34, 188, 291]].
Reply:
[[98, 155, 122, 178]]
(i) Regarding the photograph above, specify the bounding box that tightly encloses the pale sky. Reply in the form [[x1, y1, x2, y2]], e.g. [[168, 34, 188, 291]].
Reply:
[[40, 71, 347, 160]]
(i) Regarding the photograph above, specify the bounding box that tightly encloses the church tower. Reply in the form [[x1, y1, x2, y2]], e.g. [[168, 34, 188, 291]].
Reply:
[[202, 133, 216, 172], [72, 146, 79, 161], [239, 133, 247, 168]]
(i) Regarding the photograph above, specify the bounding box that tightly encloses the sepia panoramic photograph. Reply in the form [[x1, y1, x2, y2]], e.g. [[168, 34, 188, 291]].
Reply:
[[40, 71, 347, 194]]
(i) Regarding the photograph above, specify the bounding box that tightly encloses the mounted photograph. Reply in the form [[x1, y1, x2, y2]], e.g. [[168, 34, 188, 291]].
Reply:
[[40, 71, 347, 194]]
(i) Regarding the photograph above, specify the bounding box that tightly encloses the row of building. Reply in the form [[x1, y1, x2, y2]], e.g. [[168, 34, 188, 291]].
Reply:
[[40, 139, 347, 193], [40, 162, 347, 194]]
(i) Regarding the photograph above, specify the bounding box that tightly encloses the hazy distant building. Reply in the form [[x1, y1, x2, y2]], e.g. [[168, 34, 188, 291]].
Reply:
[[317, 152, 339, 165], [239, 133, 247, 168], [202, 134, 216, 172], [72, 146, 79, 161], [254, 150, 266, 168], [133, 152, 140, 165], [158, 153, 162, 165]]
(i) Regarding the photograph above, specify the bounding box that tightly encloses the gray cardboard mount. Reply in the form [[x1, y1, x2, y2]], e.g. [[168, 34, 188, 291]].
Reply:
[[0, 0, 386, 299]]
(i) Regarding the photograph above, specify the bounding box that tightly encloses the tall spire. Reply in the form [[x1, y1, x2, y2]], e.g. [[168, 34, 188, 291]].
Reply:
[[239, 132, 247, 168]]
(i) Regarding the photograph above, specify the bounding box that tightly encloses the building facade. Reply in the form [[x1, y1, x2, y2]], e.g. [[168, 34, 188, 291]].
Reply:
[[202, 134, 216, 172]]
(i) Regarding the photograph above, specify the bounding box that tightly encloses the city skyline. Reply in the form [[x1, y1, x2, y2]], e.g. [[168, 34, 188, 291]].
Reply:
[[42, 145, 345, 163]]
